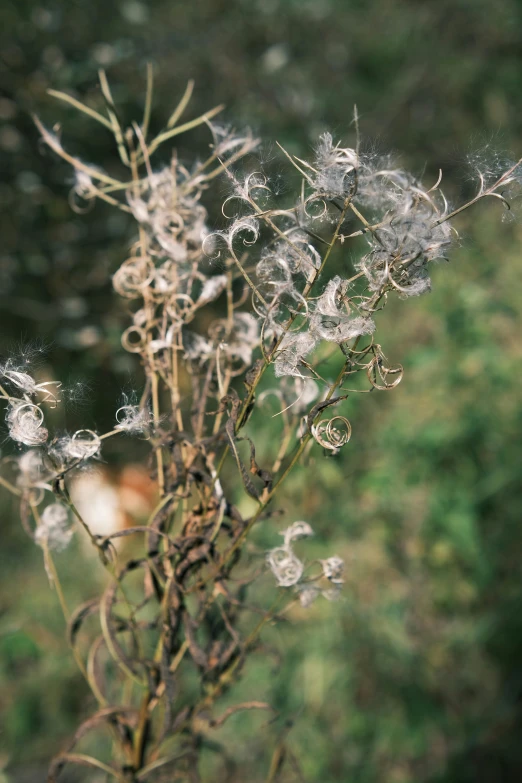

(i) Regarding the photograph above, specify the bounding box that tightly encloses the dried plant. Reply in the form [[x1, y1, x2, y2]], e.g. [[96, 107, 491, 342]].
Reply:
[[1, 68, 521, 782]]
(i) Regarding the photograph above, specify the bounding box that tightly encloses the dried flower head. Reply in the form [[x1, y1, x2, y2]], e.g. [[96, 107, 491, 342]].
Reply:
[[320, 556, 345, 584], [6, 402, 48, 447], [313, 132, 358, 199], [56, 429, 101, 462], [266, 546, 304, 587], [115, 404, 153, 435]]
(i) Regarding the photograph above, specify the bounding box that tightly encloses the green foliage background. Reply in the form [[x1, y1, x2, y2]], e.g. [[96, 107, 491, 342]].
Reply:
[[1, 1, 522, 781]]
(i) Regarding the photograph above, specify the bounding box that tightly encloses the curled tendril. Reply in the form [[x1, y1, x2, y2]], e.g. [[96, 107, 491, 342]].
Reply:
[[244, 171, 271, 199], [121, 326, 148, 354], [201, 231, 223, 259], [146, 263, 183, 302], [7, 403, 48, 446], [165, 293, 196, 325], [221, 173, 271, 219], [63, 429, 101, 461], [311, 416, 352, 452], [367, 347, 403, 390], [302, 193, 328, 220], [1, 369, 62, 408], [360, 291, 388, 314], [266, 546, 304, 587], [115, 404, 152, 435], [25, 485, 46, 506], [68, 186, 95, 215], [341, 334, 375, 363], [227, 217, 260, 249], [202, 217, 260, 261], [113, 257, 154, 299], [2, 369, 37, 394]]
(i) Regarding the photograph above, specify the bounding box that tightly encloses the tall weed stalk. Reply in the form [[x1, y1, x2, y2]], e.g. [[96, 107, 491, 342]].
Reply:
[[1, 69, 520, 782]]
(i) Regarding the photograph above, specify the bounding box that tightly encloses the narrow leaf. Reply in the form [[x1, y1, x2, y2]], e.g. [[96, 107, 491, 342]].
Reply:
[[167, 79, 194, 128], [47, 89, 112, 130]]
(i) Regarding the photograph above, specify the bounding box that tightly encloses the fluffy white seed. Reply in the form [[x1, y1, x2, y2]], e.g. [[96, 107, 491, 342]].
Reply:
[[35, 502, 73, 552]]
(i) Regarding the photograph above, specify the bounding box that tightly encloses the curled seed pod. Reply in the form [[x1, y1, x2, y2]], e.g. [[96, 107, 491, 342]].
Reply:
[[311, 416, 352, 452], [115, 404, 152, 435], [367, 348, 403, 390], [303, 193, 328, 220], [66, 429, 101, 460], [7, 403, 48, 447], [112, 257, 154, 299], [148, 262, 178, 301], [266, 546, 304, 587], [121, 326, 147, 354], [165, 293, 196, 326], [69, 182, 95, 214], [226, 216, 260, 250], [26, 486, 46, 506]]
